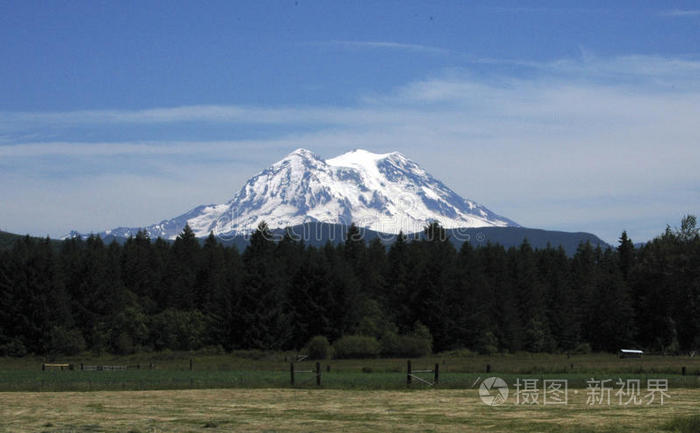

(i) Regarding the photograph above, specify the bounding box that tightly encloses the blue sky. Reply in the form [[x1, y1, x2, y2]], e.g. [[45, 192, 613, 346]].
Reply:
[[1, 1, 699, 243]]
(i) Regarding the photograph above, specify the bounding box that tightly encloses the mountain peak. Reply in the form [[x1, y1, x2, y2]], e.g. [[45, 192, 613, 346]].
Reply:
[[286, 148, 321, 160], [334, 148, 391, 158], [329, 149, 410, 165], [327, 149, 394, 169], [86, 148, 518, 239]]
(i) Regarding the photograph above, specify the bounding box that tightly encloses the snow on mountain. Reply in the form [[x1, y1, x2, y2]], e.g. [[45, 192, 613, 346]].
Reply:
[[81, 148, 518, 240]]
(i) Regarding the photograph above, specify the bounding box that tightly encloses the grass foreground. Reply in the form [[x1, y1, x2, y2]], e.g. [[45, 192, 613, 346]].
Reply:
[[2, 388, 700, 433], [2, 351, 699, 391]]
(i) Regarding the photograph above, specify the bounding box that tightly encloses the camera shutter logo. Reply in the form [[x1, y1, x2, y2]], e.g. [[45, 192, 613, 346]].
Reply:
[[480, 377, 509, 406]]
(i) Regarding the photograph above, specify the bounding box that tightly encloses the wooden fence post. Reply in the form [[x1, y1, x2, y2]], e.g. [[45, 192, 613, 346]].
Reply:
[[42, 363, 45, 371], [316, 362, 321, 386], [189, 359, 193, 371], [407, 360, 412, 387], [682, 366, 686, 376], [434, 363, 439, 385], [290, 362, 295, 386]]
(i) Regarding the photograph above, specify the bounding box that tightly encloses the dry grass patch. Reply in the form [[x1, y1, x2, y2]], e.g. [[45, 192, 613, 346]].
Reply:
[[1, 388, 699, 433]]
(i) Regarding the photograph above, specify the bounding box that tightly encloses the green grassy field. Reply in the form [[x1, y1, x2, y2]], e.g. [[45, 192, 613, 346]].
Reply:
[[1, 351, 698, 392], [2, 352, 699, 432], [4, 369, 700, 392], [5, 350, 700, 373]]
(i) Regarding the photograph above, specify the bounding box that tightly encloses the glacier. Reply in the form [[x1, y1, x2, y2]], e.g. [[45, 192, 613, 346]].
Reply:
[[78, 148, 519, 240]]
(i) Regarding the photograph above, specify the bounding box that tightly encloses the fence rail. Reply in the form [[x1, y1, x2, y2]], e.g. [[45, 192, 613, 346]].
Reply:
[[41, 363, 71, 371], [407, 360, 439, 387], [80, 365, 128, 371], [21, 359, 700, 393], [290, 362, 322, 386]]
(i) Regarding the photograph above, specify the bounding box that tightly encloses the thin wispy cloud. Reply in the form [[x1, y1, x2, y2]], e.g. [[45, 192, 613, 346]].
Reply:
[[0, 106, 342, 128], [312, 40, 449, 55], [3, 55, 699, 133], [486, 6, 608, 14], [660, 9, 700, 17], [0, 105, 454, 133]]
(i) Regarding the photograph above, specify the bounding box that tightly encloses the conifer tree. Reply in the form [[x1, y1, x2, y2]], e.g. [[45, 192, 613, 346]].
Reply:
[[617, 230, 634, 281], [239, 222, 289, 349], [412, 222, 457, 351], [385, 231, 411, 327], [286, 248, 334, 348], [344, 223, 365, 275], [167, 224, 200, 310]]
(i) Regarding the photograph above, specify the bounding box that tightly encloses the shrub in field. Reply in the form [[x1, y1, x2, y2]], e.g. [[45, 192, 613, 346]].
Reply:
[[355, 299, 399, 339], [229, 349, 271, 360], [397, 335, 432, 357], [332, 335, 381, 359], [0, 339, 27, 357], [477, 331, 499, 355], [439, 348, 477, 358], [412, 321, 432, 341], [379, 321, 433, 357], [380, 332, 432, 357], [197, 345, 226, 356], [524, 319, 556, 352], [47, 326, 86, 355], [150, 309, 206, 351], [572, 343, 592, 354], [379, 331, 400, 356], [305, 335, 331, 360], [152, 348, 176, 360], [114, 332, 134, 355], [107, 305, 150, 354]]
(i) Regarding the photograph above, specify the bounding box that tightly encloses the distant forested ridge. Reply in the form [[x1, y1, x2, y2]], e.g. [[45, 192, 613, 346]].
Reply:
[[71, 223, 608, 256], [0, 217, 698, 357]]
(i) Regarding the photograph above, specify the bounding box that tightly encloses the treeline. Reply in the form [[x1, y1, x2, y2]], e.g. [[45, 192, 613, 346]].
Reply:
[[0, 217, 698, 357]]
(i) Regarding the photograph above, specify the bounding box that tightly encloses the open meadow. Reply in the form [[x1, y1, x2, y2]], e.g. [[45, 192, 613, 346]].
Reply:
[[2, 388, 700, 433], [1, 352, 698, 391], [1, 352, 699, 432]]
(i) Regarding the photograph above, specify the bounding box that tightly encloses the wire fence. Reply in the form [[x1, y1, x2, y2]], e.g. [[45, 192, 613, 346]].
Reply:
[[2, 362, 699, 392]]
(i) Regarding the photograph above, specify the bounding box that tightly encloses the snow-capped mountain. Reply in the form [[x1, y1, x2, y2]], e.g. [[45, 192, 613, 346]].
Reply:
[[81, 149, 518, 240]]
